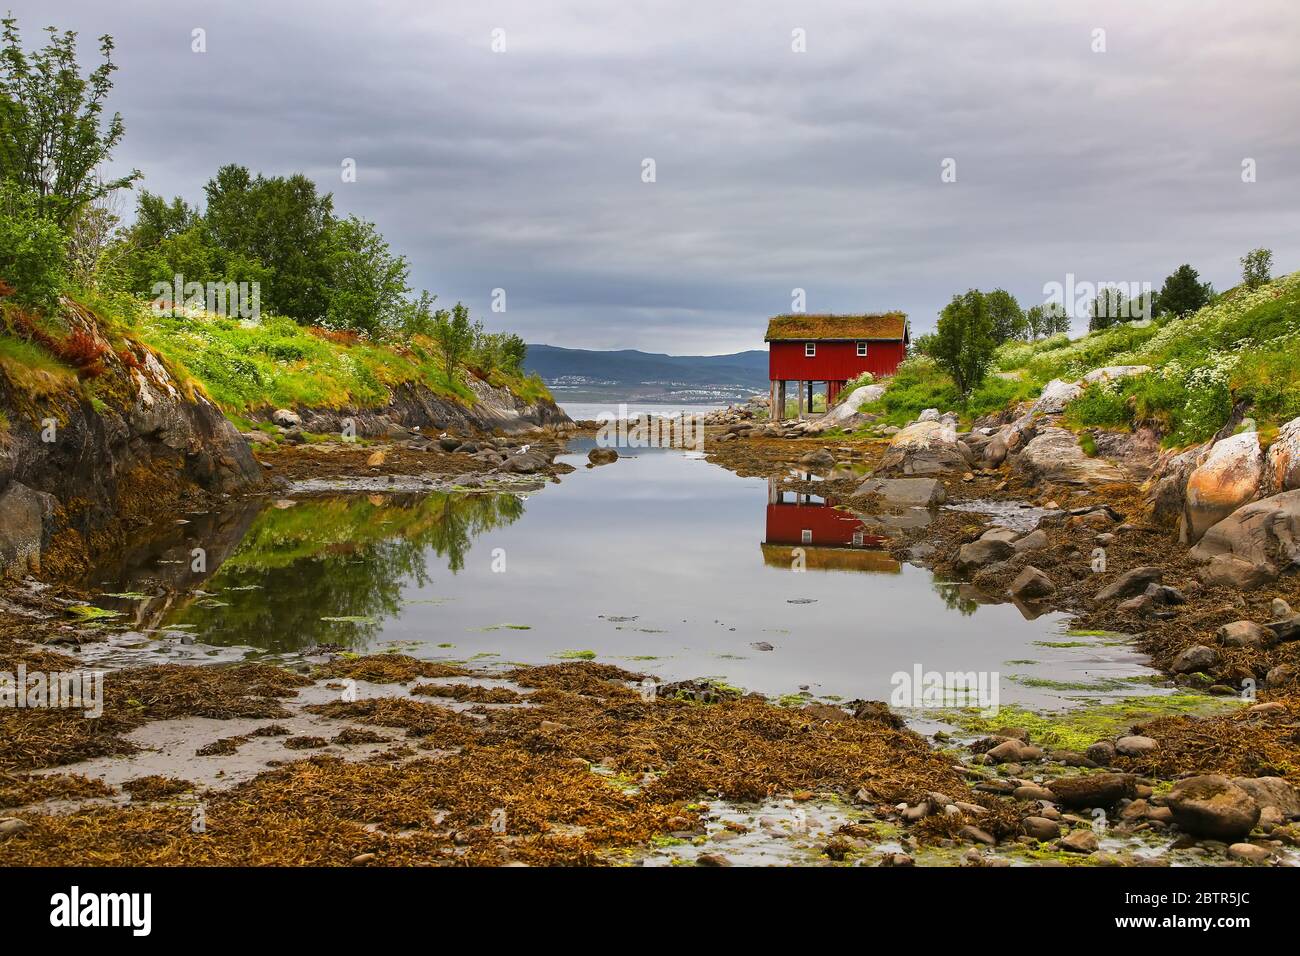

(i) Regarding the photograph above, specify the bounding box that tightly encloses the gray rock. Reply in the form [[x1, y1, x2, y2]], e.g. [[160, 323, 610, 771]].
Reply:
[[1095, 566, 1163, 602], [1171, 644, 1218, 674], [1230, 777, 1300, 819], [272, 408, 301, 428], [955, 538, 1015, 576], [1216, 621, 1272, 648], [1014, 427, 1125, 487], [1009, 566, 1056, 602], [1013, 529, 1049, 553], [1189, 489, 1300, 587], [1032, 379, 1084, 415]]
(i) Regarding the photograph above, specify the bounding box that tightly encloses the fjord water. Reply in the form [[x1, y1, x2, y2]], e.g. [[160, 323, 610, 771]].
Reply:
[[93, 440, 1164, 710]]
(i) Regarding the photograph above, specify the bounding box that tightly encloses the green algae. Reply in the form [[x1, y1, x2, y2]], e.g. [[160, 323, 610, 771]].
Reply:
[[946, 693, 1242, 752]]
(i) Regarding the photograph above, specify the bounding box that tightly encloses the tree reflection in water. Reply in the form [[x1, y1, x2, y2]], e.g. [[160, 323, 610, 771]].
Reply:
[[168, 492, 525, 652]]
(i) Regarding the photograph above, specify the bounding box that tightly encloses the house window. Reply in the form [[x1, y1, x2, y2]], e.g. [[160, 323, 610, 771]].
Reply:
[[805, 342, 816, 357], [856, 342, 868, 357], [852, 530, 865, 547], [801, 529, 813, 544]]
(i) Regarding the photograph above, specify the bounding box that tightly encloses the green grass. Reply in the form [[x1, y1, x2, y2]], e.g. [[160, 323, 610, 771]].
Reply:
[[869, 271, 1299, 444]]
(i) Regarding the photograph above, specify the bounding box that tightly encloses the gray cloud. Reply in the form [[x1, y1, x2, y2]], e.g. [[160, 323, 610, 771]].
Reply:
[[8, 0, 1299, 351]]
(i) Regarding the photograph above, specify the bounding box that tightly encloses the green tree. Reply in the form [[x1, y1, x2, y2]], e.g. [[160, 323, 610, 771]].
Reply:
[[432, 302, 474, 381], [1241, 248, 1272, 290], [0, 17, 139, 226], [930, 290, 996, 396], [203, 164, 334, 321], [1088, 286, 1130, 332], [499, 334, 527, 374], [985, 288, 1026, 343], [1154, 264, 1212, 318], [0, 179, 66, 309], [321, 215, 411, 336]]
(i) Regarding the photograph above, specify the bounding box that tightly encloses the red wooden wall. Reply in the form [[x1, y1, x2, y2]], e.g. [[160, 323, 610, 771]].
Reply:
[[766, 501, 876, 548], [768, 340, 904, 380]]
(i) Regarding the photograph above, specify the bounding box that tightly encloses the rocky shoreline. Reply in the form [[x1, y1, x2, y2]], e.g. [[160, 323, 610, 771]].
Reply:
[[1, 385, 1299, 866]]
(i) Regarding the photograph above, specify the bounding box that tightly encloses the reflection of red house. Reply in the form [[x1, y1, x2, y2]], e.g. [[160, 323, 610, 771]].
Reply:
[[762, 481, 899, 573], [766, 313, 909, 419]]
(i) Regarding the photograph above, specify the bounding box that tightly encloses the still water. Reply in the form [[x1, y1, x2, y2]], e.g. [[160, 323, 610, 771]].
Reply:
[[89, 441, 1166, 710]]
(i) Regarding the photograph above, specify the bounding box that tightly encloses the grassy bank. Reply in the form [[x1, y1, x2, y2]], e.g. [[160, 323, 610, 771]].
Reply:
[[855, 271, 1299, 444], [1, 291, 552, 419]]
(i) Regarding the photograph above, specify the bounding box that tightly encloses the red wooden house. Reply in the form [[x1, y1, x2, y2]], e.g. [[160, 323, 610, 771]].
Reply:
[[765, 313, 909, 420]]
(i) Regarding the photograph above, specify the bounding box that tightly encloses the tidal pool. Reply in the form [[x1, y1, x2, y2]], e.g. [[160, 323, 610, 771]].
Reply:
[[88, 441, 1170, 711]]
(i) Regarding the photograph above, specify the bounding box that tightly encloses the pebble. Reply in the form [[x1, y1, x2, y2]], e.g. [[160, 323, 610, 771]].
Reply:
[[1059, 829, 1099, 853], [1227, 843, 1271, 864]]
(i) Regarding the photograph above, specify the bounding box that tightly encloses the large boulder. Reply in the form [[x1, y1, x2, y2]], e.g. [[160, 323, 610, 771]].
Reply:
[[272, 408, 301, 428], [1231, 777, 1300, 820], [876, 420, 971, 477], [1044, 773, 1137, 809], [821, 384, 886, 425], [1094, 566, 1163, 602], [1180, 431, 1264, 545], [0, 481, 58, 577], [1013, 427, 1126, 487], [1143, 442, 1211, 527], [1031, 379, 1084, 415], [1166, 775, 1260, 840], [1188, 489, 1300, 588], [854, 477, 946, 508], [1266, 416, 1300, 493]]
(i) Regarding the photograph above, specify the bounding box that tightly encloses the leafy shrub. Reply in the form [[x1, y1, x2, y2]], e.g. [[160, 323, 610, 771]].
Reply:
[[0, 181, 67, 312]]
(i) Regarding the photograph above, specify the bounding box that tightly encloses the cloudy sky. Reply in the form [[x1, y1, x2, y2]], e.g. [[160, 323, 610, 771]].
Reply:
[[11, 1, 1300, 352]]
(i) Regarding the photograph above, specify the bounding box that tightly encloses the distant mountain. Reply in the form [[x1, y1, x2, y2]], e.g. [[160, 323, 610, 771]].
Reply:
[[525, 344, 769, 403]]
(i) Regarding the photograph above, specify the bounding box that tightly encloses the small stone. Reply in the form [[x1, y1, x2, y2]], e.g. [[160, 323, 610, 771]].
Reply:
[[1086, 741, 1117, 765], [696, 853, 731, 867], [1216, 621, 1271, 647], [1022, 816, 1061, 840], [1115, 735, 1158, 756], [1227, 843, 1271, 864], [1171, 644, 1218, 674], [1059, 829, 1099, 853], [959, 825, 996, 846], [0, 818, 30, 836], [351, 853, 376, 865]]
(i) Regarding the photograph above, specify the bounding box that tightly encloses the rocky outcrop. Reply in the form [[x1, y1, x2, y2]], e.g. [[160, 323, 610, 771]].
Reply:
[[0, 300, 264, 577], [1143, 442, 1210, 527], [1031, 379, 1083, 415], [1188, 489, 1300, 589], [1266, 416, 1300, 494], [1012, 427, 1125, 487], [876, 420, 971, 477], [1180, 431, 1264, 545], [821, 384, 886, 426], [287, 375, 570, 439]]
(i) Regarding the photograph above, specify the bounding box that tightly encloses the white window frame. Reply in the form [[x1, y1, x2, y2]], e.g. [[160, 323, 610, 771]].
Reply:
[[801, 529, 813, 544], [805, 342, 816, 357], [856, 341, 868, 357]]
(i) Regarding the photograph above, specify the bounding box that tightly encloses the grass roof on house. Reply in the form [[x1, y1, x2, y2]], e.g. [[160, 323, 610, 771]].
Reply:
[[764, 312, 908, 342]]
